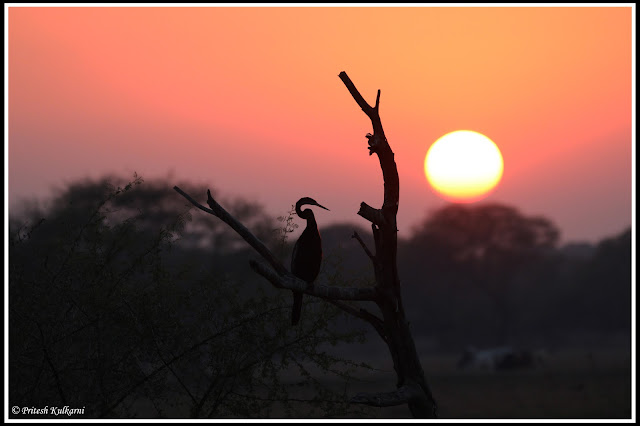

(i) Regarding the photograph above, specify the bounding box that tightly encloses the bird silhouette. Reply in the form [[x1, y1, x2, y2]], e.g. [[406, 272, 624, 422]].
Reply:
[[290, 197, 329, 326]]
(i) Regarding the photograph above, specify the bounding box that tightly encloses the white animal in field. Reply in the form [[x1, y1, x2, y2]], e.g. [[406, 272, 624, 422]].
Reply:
[[457, 346, 548, 371], [457, 346, 514, 370]]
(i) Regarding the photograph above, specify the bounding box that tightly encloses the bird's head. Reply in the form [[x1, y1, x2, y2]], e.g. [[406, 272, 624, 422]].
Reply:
[[295, 197, 329, 218]]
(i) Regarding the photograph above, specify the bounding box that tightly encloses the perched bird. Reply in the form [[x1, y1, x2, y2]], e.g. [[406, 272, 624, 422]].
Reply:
[[290, 197, 329, 326]]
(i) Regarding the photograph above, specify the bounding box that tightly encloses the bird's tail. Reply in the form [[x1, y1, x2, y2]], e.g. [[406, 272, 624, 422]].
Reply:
[[291, 291, 303, 326]]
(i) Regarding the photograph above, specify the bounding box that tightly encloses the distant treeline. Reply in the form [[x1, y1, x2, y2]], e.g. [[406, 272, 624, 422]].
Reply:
[[321, 205, 631, 350], [8, 174, 631, 417], [10, 174, 631, 349]]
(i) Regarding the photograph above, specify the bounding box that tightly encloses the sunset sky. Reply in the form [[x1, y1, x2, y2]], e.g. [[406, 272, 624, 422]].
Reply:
[[6, 5, 634, 244]]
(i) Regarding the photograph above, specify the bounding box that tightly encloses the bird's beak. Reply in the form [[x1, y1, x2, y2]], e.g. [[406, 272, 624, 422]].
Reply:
[[316, 203, 330, 211]]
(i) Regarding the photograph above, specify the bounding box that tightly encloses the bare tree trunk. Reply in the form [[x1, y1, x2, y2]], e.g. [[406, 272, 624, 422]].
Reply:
[[174, 72, 437, 418], [338, 72, 437, 417]]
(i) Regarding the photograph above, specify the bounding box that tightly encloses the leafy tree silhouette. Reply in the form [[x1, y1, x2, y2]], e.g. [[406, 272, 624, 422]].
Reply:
[[9, 174, 373, 419], [405, 203, 560, 344]]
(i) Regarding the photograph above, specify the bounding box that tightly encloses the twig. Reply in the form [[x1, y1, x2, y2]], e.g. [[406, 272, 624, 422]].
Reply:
[[37, 322, 67, 406], [351, 231, 375, 261], [325, 299, 386, 343]]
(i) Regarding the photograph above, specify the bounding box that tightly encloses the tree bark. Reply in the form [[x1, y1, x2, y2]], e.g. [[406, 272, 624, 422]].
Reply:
[[174, 72, 438, 418]]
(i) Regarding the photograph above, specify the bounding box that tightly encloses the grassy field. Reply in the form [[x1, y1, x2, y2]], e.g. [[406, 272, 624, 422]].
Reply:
[[338, 347, 632, 419], [84, 346, 632, 419]]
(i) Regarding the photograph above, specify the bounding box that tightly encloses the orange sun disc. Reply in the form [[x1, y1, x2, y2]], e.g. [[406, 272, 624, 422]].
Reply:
[[424, 130, 504, 203]]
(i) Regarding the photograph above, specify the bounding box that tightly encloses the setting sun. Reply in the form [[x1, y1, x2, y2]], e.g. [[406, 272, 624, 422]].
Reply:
[[424, 130, 504, 203]]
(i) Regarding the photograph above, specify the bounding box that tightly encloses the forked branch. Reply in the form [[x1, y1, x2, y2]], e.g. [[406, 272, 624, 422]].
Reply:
[[339, 71, 398, 222], [338, 71, 385, 144]]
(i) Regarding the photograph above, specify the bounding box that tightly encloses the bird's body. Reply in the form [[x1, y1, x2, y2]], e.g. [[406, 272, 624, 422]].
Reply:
[[290, 197, 329, 326], [291, 218, 323, 282]]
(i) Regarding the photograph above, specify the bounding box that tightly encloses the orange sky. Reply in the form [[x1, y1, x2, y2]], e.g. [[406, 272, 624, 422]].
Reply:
[[7, 5, 634, 243]]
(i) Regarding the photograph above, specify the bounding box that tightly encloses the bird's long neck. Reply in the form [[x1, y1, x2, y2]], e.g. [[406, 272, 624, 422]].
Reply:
[[299, 209, 316, 224], [296, 203, 316, 222]]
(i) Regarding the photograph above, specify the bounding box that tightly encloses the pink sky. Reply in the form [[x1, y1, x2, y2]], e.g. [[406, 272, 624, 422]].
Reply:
[[7, 5, 634, 244]]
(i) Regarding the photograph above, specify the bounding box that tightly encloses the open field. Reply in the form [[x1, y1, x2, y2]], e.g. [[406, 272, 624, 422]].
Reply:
[[336, 347, 632, 419], [15, 346, 626, 419]]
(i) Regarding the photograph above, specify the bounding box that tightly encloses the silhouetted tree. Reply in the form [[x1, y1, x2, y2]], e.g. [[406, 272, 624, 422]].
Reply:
[[573, 227, 632, 333], [9, 175, 371, 419], [175, 72, 438, 417], [404, 203, 560, 344]]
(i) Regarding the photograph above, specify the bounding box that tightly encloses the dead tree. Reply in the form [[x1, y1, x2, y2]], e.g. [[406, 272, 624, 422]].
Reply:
[[174, 72, 438, 418]]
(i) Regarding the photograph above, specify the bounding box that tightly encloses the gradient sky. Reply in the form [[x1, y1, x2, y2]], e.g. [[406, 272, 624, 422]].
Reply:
[[7, 5, 634, 244]]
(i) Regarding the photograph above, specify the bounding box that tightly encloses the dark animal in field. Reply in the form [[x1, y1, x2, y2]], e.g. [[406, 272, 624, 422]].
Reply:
[[495, 351, 535, 370]]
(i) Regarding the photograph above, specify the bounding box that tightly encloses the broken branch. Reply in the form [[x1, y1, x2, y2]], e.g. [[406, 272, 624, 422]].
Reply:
[[358, 202, 385, 227], [351, 231, 375, 261], [174, 185, 287, 276]]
